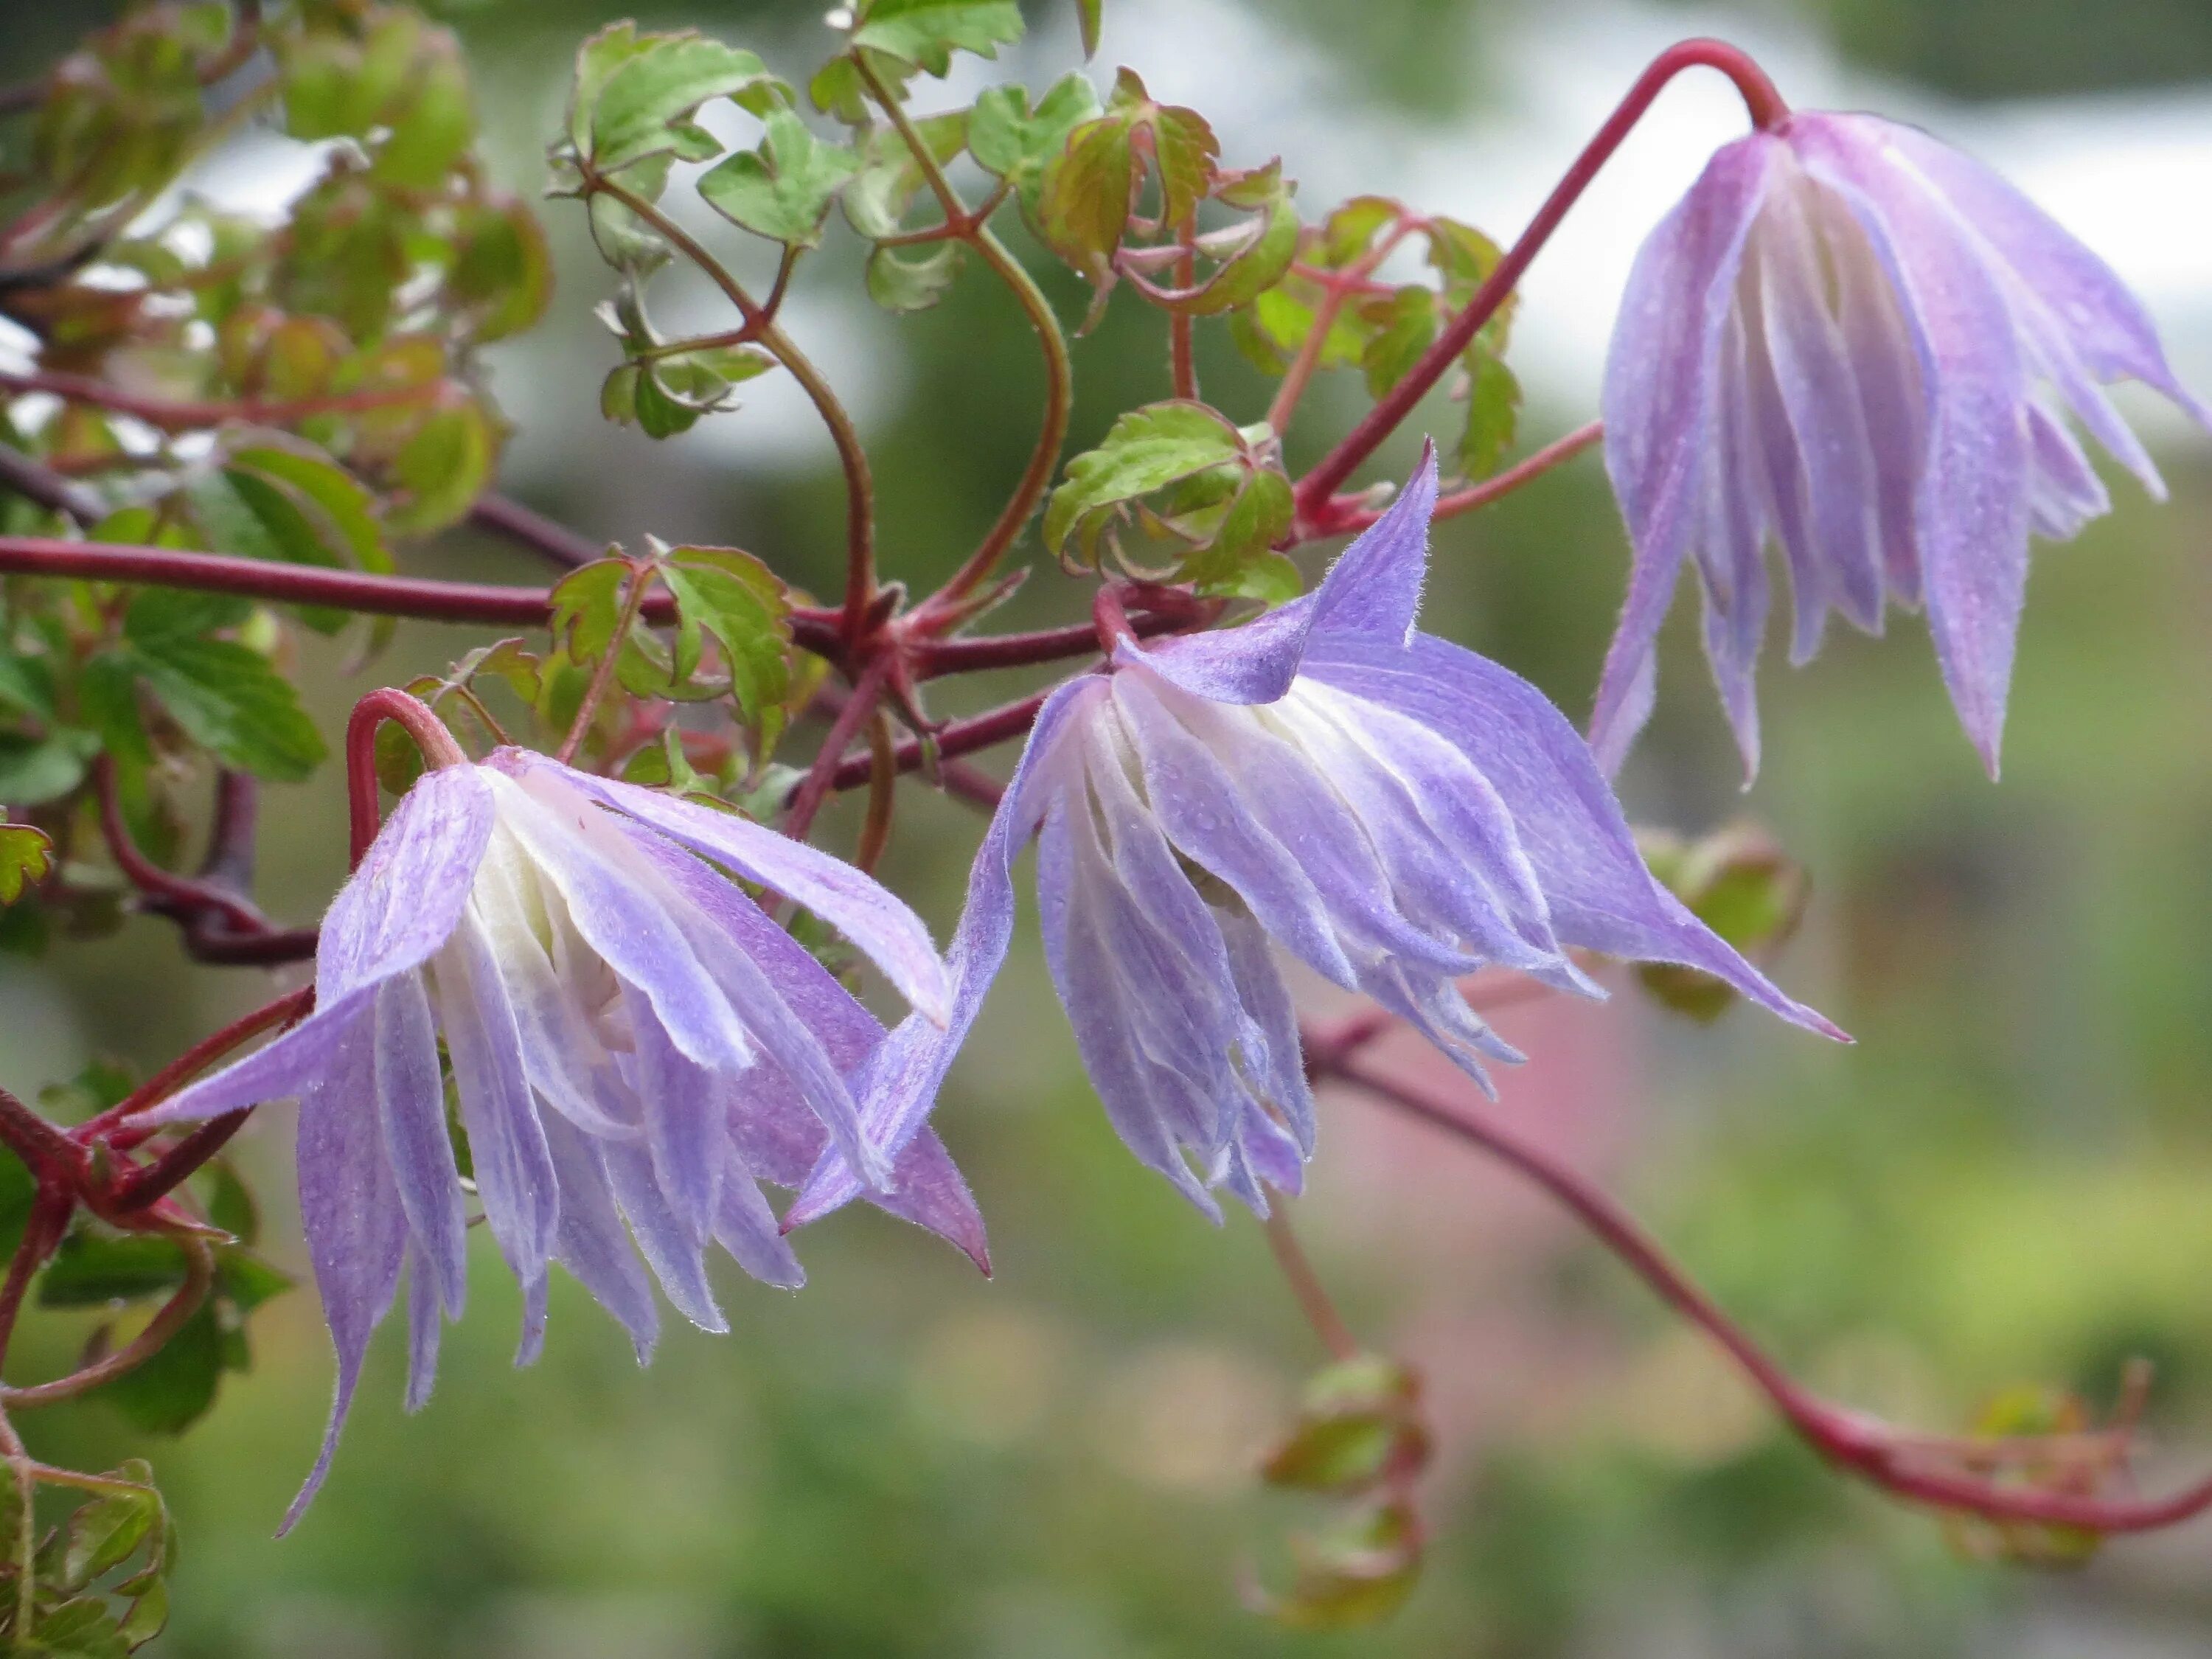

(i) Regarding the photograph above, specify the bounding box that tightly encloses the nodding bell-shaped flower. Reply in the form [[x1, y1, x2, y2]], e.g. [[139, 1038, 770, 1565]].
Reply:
[[144, 747, 970, 1528], [1596, 110, 2209, 779], [787, 449, 1843, 1228]]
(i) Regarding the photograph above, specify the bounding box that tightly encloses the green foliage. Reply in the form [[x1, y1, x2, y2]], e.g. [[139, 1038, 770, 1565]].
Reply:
[[969, 74, 1103, 219], [699, 112, 859, 250], [0, 1458, 173, 1653], [1046, 403, 1298, 598], [88, 593, 325, 784], [564, 25, 785, 179], [1039, 69, 1219, 282], [0, 822, 55, 905]]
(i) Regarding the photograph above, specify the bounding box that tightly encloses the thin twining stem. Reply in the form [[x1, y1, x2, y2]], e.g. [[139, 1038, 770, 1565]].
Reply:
[[1293, 38, 1787, 521], [2, 1239, 213, 1410], [1315, 420, 1604, 538], [556, 559, 653, 765], [584, 175, 880, 647], [1265, 215, 1422, 439], [1262, 1206, 1360, 1363], [785, 652, 897, 842], [1312, 1031, 2212, 1534], [855, 56, 1074, 624]]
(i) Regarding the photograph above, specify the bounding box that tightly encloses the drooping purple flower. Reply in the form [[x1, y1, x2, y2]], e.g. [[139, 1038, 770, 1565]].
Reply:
[[143, 749, 972, 1528], [790, 450, 1843, 1227], [1595, 110, 2209, 779]]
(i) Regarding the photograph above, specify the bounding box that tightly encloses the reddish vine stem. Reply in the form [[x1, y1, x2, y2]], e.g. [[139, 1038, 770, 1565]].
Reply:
[[1313, 1034, 2212, 1534], [92, 755, 273, 939], [1, 1239, 215, 1408], [1316, 420, 1604, 538], [555, 559, 654, 765], [0, 366, 445, 431], [785, 653, 897, 842], [79, 986, 314, 1144], [1293, 38, 1787, 521], [819, 687, 1051, 795], [1262, 1206, 1360, 1362], [345, 688, 467, 864]]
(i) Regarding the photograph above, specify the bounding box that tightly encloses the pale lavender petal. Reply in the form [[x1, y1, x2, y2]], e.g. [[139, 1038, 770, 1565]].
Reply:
[[318, 766, 494, 1005], [602, 1138, 726, 1333], [403, 1252, 440, 1415], [540, 1108, 658, 1363], [1110, 670, 1358, 987], [469, 835, 638, 1140], [1845, 113, 2212, 424], [1593, 135, 1778, 775], [515, 1274, 549, 1368], [373, 975, 466, 1318], [1737, 262, 1832, 666], [484, 772, 751, 1074], [139, 1000, 364, 1126], [1037, 798, 1222, 1219], [279, 1012, 401, 1536], [856, 1129, 990, 1273], [1305, 633, 1846, 1039], [435, 914, 558, 1305], [1126, 448, 1442, 705], [625, 990, 727, 1237], [2026, 401, 2111, 538], [1753, 176, 1885, 633], [785, 678, 1095, 1225], [1827, 189, 1927, 605], [515, 754, 950, 1025], [613, 820, 883, 1189], [1215, 907, 1315, 1155], [1804, 126, 2032, 774], [714, 1153, 804, 1287], [1697, 312, 1772, 771]]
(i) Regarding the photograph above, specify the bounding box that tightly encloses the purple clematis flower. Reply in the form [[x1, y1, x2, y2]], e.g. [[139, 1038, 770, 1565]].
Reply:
[[142, 749, 973, 1528], [1595, 110, 2209, 779], [789, 449, 1843, 1227]]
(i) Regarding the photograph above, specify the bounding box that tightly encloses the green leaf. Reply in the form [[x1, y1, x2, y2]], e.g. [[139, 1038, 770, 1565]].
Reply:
[[0, 823, 55, 905], [1174, 467, 1298, 602], [1360, 285, 1439, 402], [1253, 1500, 1423, 1632], [1075, 0, 1104, 57], [1043, 401, 1245, 566], [212, 1247, 293, 1314], [1456, 347, 1521, 481], [698, 111, 858, 248], [387, 403, 493, 533], [38, 1234, 191, 1308], [63, 1486, 158, 1589], [807, 50, 914, 126], [1321, 195, 1401, 267], [0, 645, 59, 720], [850, 0, 1024, 78], [866, 241, 964, 313], [571, 26, 784, 177], [200, 1161, 257, 1246], [449, 200, 554, 343], [548, 559, 633, 666], [1154, 173, 1299, 317], [1259, 1354, 1427, 1495], [95, 1301, 223, 1434], [1036, 110, 1134, 276], [655, 546, 794, 742], [369, 25, 472, 190], [0, 731, 100, 806], [114, 592, 321, 779], [27, 1595, 132, 1658], [840, 112, 967, 239], [968, 75, 1101, 214]]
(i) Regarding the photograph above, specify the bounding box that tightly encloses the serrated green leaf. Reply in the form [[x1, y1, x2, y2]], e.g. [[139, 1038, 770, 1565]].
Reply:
[[122, 627, 324, 783], [1158, 181, 1298, 317], [1044, 402, 1247, 564], [851, 0, 1024, 78], [63, 1487, 157, 1590], [1175, 467, 1297, 602], [575, 28, 783, 176], [1456, 347, 1520, 481], [0, 823, 52, 905], [548, 559, 632, 665], [1037, 111, 1133, 275], [698, 111, 857, 248], [658, 546, 793, 742], [27, 1594, 133, 1658], [1360, 285, 1439, 402], [866, 241, 964, 313], [1321, 195, 1400, 266], [968, 74, 1101, 212], [840, 112, 967, 238]]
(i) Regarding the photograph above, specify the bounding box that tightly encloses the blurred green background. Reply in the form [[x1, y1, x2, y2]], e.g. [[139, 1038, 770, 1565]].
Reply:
[[7, 0, 2212, 1652]]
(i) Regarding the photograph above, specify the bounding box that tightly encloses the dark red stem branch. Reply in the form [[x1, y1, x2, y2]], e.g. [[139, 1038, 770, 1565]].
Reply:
[[1320, 1041, 2212, 1535], [345, 689, 467, 865], [1293, 39, 1786, 518]]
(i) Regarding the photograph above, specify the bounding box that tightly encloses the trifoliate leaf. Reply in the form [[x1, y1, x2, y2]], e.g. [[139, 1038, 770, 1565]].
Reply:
[[969, 74, 1101, 214], [656, 546, 793, 735], [851, 0, 1024, 78], [840, 112, 967, 238], [569, 26, 785, 177], [698, 111, 858, 248]]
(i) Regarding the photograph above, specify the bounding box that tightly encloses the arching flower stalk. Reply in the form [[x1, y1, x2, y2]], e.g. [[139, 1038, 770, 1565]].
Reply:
[[143, 746, 970, 1528], [789, 450, 1844, 1228], [1596, 109, 2210, 779]]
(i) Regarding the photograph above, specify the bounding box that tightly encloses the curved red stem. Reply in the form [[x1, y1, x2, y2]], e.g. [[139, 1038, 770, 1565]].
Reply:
[[1293, 38, 1787, 520]]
